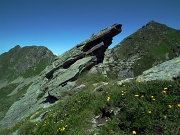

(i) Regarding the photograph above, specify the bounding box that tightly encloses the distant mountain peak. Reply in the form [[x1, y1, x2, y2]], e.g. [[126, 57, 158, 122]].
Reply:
[[0, 45, 56, 81], [14, 45, 21, 48]]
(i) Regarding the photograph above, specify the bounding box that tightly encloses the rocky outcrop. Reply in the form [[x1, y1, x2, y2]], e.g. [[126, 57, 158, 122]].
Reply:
[[136, 56, 180, 82], [99, 21, 180, 80], [0, 23, 122, 130]]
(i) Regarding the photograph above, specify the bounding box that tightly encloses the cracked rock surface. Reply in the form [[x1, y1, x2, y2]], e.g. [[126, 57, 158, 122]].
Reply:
[[0, 23, 122, 130]]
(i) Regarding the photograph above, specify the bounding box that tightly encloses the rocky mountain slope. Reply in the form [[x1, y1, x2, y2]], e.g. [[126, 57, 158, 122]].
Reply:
[[0, 45, 55, 82], [102, 20, 180, 79], [0, 21, 180, 134], [0, 24, 122, 130], [0, 45, 55, 121]]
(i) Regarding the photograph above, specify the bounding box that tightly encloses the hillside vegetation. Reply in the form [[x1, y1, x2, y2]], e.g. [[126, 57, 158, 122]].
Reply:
[[112, 21, 180, 77], [0, 21, 180, 135], [0, 72, 180, 135], [0, 45, 55, 81]]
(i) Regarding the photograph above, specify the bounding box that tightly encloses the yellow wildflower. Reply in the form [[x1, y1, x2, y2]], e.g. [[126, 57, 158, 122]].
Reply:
[[106, 119, 108, 122], [148, 110, 151, 114], [162, 90, 166, 94], [132, 131, 136, 134], [141, 95, 144, 98], [60, 127, 65, 131], [164, 87, 168, 90], [168, 105, 172, 108], [178, 104, 180, 107], [107, 96, 110, 102], [151, 95, 155, 100], [134, 94, 139, 97], [110, 109, 113, 113], [62, 127, 65, 131], [137, 80, 141, 83], [122, 93, 125, 96]]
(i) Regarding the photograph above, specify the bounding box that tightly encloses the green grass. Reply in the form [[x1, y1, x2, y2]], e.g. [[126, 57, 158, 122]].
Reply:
[[1, 72, 180, 135], [112, 22, 180, 77], [150, 44, 169, 55], [22, 57, 48, 78], [75, 71, 109, 85]]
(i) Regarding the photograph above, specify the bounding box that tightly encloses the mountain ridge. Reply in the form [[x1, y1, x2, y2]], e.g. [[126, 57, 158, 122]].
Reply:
[[106, 20, 180, 78], [0, 45, 55, 123], [0, 45, 56, 82], [0, 21, 180, 134]]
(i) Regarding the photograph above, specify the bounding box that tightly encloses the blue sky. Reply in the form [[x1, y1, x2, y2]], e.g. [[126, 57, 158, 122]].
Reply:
[[0, 0, 180, 55]]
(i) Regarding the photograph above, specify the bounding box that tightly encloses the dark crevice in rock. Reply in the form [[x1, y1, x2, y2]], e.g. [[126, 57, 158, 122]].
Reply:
[[59, 73, 79, 87], [61, 82, 67, 87], [69, 75, 79, 82], [100, 107, 114, 118], [45, 69, 56, 79], [43, 92, 58, 104], [62, 55, 84, 69], [83, 40, 102, 52], [45, 72, 53, 79], [85, 41, 104, 56], [62, 59, 76, 69]]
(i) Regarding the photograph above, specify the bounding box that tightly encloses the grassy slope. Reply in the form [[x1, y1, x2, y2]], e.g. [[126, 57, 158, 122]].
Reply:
[[1, 22, 180, 134], [112, 21, 180, 76], [1, 72, 179, 135]]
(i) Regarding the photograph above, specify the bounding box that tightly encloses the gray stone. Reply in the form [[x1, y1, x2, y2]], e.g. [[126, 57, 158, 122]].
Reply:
[[137, 56, 180, 82], [8, 130, 18, 135], [117, 78, 134, 86], [0, 23, 122, 130], [72, 84, 86, 92], [93, 82, 108, 92]]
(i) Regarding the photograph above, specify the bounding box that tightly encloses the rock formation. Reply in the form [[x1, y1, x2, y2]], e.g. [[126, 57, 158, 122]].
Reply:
[[92, 20, 180, 80], [136, 56, 180, 82], [0, 23, 122, 129]]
